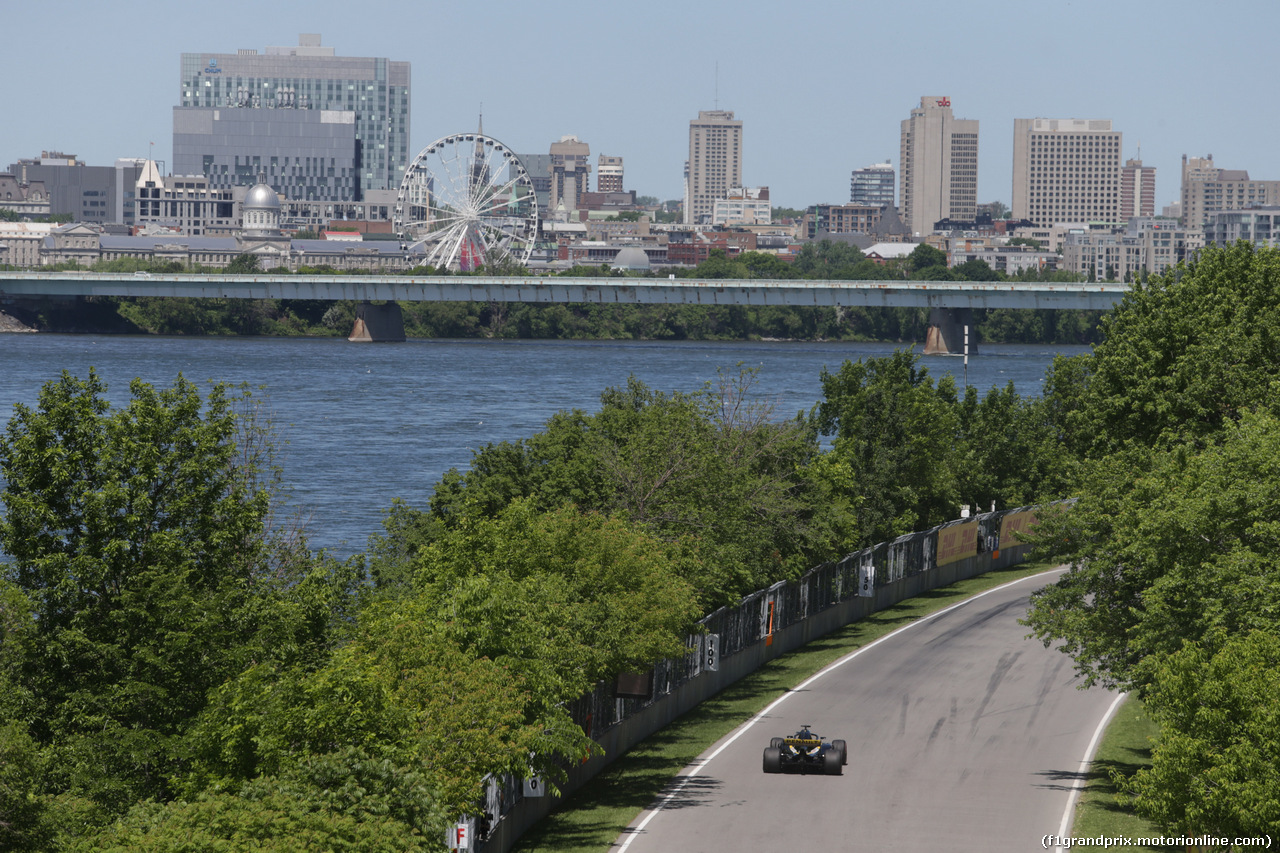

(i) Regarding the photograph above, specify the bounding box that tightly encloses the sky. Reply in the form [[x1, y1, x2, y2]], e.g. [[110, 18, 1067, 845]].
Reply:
[[5, 0, 1279, 211]]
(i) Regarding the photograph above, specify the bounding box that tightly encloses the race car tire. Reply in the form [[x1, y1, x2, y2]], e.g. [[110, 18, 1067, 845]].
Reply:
[[823, 749, 843, 776], [769, 737, 785, 750], [832, 739, 848, 765], [763, 746, 783, 774]]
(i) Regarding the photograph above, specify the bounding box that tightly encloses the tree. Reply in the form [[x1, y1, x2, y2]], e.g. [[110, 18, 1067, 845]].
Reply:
[[1124, 631, 1280, 836], [0, 370, 351, 816], [953, 382, 1076, 513], [951, 258, 999, 282], [381, 371, 833, 606], [226, 253, 262, 273], [70, 755, 439, 852], [811, 350, 962, 545], [1024, 408, 1280, 691], [0, 722, 53, 852], [1063, 242, 1280, 457], [689, 248, 748, 280], [906, 243, 948, 276], [414, 500, 702, 705]]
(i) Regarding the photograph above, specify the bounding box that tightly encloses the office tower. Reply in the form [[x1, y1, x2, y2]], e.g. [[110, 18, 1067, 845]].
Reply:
[[549, 136, 591, 211], [686, 110, 743, 225], [597, 155, 624, 193], [176, 34, 410, 200], [849, 162, 895, 208], [1011, 118, 1122, 226], [899, 97, 978, 236], [1180, 154, 1280, 228], [1120, 159, 1156, 220]]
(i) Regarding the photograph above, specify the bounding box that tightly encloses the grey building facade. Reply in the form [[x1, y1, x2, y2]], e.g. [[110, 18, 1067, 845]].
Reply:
[[177, 34, 410, 199], [5, 153, 146, 225], [173, 107, 359, 202]]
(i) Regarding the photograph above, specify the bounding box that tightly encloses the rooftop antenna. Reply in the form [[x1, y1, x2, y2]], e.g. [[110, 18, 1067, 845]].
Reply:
[[714, 61, 719, 109]]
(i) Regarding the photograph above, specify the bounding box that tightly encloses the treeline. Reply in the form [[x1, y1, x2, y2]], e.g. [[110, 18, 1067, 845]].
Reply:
[[25, 243, 1104, 344], [4, 242, 1275, 847]]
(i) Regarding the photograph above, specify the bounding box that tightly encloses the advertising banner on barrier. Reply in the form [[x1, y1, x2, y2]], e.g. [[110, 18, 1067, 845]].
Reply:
[[998, 510, 1039, 548], [936, 519, 979, 566]]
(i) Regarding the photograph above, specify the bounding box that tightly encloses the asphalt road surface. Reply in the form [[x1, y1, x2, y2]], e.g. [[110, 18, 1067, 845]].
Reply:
[[613, 570, 1121, 852]]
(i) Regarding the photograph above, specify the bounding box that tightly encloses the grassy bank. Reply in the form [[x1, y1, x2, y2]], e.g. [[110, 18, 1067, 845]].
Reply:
[[1070, 696, 1164, 848], [512, 560, 1059, 853]]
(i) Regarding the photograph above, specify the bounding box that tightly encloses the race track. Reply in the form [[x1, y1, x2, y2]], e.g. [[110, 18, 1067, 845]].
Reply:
[[613, 570, 1119, 852]]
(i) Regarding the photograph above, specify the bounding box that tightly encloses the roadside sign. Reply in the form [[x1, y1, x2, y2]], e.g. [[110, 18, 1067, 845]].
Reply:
[[704, 633, 720, 672], [449, 820, 472, 851], [523, 775, 545, 797]]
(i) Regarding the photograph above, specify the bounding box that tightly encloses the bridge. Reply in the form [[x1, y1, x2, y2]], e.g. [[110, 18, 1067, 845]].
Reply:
[[0, 272, 1127, 351]]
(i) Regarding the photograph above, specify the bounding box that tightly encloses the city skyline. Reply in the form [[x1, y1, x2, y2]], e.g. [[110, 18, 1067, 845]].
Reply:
[[5, 0, 1279, 211]]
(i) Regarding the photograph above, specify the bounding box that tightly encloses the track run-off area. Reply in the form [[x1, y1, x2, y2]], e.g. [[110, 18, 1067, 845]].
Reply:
[[611, 568, 1121, 853]]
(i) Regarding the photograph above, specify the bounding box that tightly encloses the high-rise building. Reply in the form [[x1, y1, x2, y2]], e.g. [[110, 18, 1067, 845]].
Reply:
[[899, 97, 978, 236], [850, 162, 895, 208], [1012, 118, 1122, 226], [597, 155, 624, 193], [549, 136, 591, 211], [177, 34, 410, 200], [1180, 154, 1280, 229], [685, 110, 743, 225], [1120, 159, 1157, 220]]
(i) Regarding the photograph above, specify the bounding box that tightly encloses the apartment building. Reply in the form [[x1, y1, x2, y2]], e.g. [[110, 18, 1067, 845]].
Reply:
[[1061, 217, 1200, 281]]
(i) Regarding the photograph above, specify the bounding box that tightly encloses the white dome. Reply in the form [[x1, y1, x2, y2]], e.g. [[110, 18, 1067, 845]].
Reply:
[[244, 182, 281, 210], [611, 246, 651, 270]]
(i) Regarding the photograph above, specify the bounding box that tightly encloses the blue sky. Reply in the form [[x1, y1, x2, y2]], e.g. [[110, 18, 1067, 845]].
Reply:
[[6, 0, 1278, 210]]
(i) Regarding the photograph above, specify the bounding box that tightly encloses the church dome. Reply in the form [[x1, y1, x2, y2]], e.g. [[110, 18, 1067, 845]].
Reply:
[[244, 181, 281, 210], [611, 246, 651, 271]]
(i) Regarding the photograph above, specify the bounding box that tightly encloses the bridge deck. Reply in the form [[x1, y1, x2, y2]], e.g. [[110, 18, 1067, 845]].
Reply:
[[0, 272, 1127, 311]]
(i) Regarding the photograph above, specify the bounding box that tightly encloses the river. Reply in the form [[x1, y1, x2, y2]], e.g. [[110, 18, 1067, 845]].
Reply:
[[0, 335, 1089, 557]]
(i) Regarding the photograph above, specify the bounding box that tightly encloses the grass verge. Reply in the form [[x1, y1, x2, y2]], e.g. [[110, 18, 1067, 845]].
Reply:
[[512, 559, 1059, 853], [1069, 696, 1163, 848]]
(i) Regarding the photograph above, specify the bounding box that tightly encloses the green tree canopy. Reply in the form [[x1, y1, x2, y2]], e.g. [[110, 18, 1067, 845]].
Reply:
[[1124, 630, 1280, 836], [1025, 407, 1280, 691], [381, 372, 836, 607], [1066, 242, 1280, 456], [811, 350, 961, 545], [0, 371, 355, 819], [906, 243, 948, 274]]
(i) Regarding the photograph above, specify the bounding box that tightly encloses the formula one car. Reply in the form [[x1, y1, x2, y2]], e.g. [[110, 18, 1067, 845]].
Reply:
[[762, 725, 847, 775]]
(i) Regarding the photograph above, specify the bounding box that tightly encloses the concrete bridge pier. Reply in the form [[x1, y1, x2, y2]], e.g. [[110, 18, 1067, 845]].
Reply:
[[923, 307, 977, 356], [347, 301, 405, 342]]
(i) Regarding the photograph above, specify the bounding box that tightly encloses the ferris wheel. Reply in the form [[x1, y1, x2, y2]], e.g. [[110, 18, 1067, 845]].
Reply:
[[394, 131, 539, 272]]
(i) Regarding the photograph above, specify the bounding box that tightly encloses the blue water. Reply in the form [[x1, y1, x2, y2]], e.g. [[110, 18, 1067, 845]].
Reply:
[[1, 335, 1089, 556]]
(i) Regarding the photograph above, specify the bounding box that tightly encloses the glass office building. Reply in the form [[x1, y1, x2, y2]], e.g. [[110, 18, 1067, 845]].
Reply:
[[177, 34, 410, 200]]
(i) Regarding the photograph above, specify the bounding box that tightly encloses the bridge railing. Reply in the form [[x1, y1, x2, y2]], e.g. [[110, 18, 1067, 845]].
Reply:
[[475, 503, 1048, 851]]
